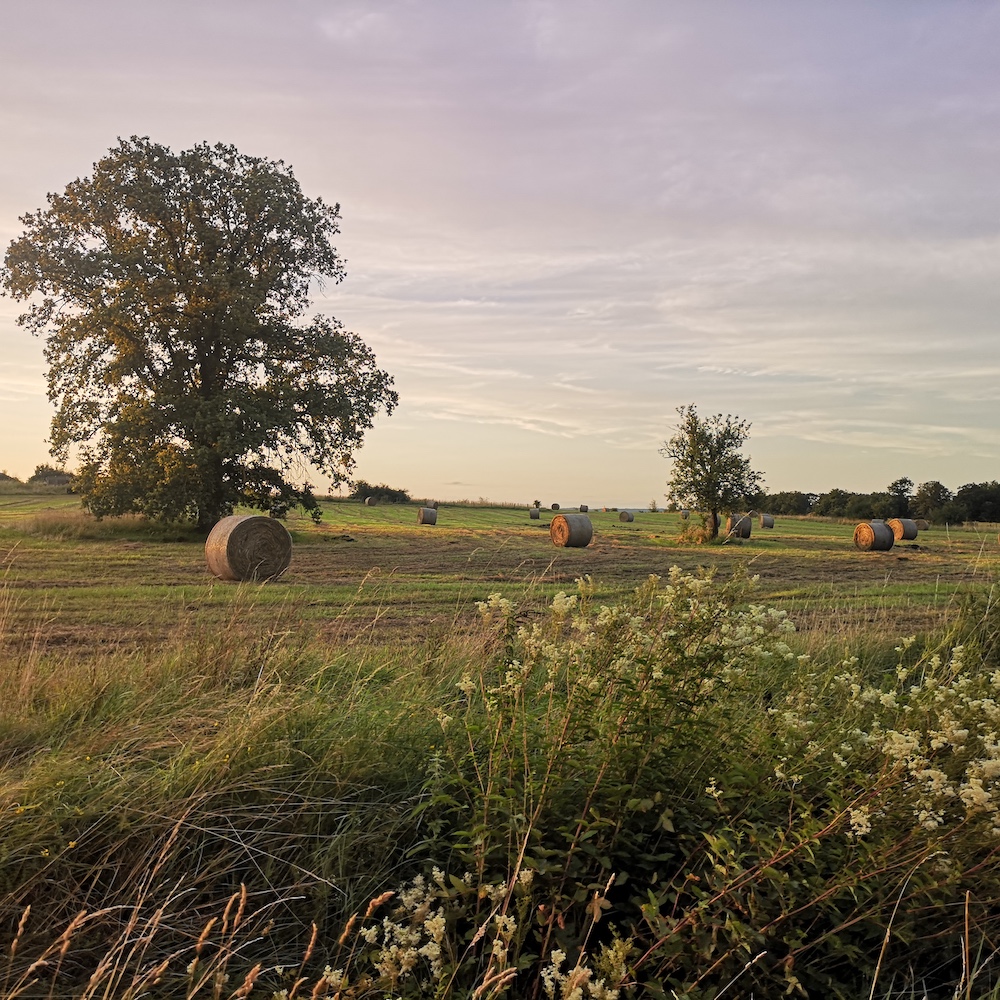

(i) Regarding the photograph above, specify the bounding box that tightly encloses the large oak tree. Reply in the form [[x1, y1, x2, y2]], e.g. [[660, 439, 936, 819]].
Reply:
[[2, 137, 397, 529]]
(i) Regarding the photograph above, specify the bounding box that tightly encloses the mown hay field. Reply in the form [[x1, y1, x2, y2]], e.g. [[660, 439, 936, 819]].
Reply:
[[1, 494, 997, 659]]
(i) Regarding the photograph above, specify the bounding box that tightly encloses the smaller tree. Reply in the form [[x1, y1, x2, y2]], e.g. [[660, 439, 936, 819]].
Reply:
[[660, 404, 764, 539], [886, 477, 914, 518], [912, 480, 952, 520], [813, 488, 854, 518]]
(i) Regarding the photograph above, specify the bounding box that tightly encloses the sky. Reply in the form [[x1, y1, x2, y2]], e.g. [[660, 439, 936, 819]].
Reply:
[[2, 1, 999, 506]]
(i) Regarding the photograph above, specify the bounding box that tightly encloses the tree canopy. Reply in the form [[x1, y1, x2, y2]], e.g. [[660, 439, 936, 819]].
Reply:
[[1, 137, 398, 528], [660, 404, 764, 539]]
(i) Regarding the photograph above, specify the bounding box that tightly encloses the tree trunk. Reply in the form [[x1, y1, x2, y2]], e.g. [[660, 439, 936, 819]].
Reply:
[[708, 509, 720, 539], [197, 450, 227, 532]]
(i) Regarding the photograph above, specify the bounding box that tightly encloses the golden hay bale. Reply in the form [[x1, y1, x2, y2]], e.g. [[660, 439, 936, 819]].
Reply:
[[205, 515, 292, 581], [619, 510, 634, 522], [726, 515, 751, 539], [759, 514, 775, 529], [529, 508, 541, 519], [417, 507, 437, 525], [887, 517, 918, 541], [550, 513, 593, 548], [854, 521, 895, 552]]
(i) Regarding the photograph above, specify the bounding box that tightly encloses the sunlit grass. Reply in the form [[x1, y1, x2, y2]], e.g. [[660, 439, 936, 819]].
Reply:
[[4, 567, 1000, 996]]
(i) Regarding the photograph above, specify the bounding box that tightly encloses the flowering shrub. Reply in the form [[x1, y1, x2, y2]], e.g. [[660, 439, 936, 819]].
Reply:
[[400, 571, 1000, 998], [8, 570, 1000, 998]]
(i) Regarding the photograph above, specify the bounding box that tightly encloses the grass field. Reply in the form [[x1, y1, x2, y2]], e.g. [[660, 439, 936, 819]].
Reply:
[[1, 495, 997, 657], [3, 497, 1000, 998]]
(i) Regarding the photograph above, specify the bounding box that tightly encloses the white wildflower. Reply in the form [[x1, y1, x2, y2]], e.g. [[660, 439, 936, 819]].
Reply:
[[848, 806, 872, 838], [322, 966, 345, 988]]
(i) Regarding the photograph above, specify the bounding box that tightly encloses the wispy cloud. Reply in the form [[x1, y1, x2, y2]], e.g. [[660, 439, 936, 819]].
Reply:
[[0, 1, 998, 495]]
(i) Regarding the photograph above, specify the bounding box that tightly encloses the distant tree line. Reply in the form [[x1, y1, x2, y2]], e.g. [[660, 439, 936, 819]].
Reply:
[[0, 464, 74, 488], [348, 479, 412, 504], [763, 478, 1000, 522]]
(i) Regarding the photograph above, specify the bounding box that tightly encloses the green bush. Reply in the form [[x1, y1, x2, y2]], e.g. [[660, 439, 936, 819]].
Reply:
[[349, 480, 412, 504]]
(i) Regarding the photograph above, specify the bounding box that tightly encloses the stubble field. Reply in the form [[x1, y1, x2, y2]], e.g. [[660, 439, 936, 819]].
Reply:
[[2, 493, 996, 658]]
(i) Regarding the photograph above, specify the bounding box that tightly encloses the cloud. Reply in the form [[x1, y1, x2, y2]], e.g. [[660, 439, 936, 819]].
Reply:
[[2, 1, 999, 498]]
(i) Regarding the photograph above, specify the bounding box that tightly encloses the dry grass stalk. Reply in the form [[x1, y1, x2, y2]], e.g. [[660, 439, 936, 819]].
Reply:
[[364, 891, 394, 918], [726, 515, 751, 539]]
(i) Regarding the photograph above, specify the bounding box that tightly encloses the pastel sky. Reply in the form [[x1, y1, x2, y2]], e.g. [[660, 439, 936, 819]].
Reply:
[[2, 1, 998, 505]]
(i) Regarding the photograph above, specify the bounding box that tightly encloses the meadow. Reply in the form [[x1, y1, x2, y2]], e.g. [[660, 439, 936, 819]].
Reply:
[[2, 495, 1000, 998]]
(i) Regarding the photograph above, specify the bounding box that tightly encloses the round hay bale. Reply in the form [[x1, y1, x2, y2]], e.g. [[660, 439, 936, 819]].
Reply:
[[364, 496, 376, 506], [680, 509, 690, 520], [887, 517, 918, 541], [417, 507, 437, 525], [854, 521, 895, 551], [726, 515, 751, 539], [759, 513, 775, 529], [550, 513, 593, 548], [430, 501, 439, 510], [551, 503, 561, 511], [619, 511, 634, 522], [205, 515, 292, 581], [529, 508, 541, 520], [579, 504, 589, 513], [915, 518, 930, 531]]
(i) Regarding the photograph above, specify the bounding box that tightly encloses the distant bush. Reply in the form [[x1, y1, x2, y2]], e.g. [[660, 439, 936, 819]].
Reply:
[[349, 479, 412, 503], [763, 490, 816, 515], [28, 463, 73, 486]]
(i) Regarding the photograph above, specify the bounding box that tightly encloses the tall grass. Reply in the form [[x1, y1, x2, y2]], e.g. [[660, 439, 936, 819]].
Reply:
[[18, 508, 201, 542], [4, 569, 1000, 997]]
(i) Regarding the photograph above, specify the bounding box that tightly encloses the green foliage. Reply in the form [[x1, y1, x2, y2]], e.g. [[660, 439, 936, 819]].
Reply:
[[954, 481, 1000, 523], [764, 490, 816, 515], [1, 137, 397, 529], [349, 479, 412, 503], [886, 477, 914, 518], [814, 488, 898, 520], [660, 405, 764, 539], [27, 464, 72, 489], [403, 575, 1000, 998], [912, 480, 953, 519]]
